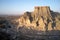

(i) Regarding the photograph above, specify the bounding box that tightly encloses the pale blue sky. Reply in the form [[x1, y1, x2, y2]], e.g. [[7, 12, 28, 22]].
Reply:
[[0, 0, 60, 15]]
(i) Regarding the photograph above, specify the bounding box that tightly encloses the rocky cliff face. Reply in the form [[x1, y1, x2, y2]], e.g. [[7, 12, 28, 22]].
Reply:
[[17, 6, 60, 31]]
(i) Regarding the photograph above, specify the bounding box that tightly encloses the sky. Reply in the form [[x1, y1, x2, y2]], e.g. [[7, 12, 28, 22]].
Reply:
[[0, 0, 60, 15]]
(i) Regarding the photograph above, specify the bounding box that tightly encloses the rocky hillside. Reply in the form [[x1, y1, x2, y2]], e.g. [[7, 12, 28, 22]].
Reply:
[[0, 6, 60, 40]]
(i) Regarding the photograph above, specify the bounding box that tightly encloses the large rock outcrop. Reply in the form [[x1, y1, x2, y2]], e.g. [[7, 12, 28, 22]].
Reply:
[[18, 6, 60, 31]]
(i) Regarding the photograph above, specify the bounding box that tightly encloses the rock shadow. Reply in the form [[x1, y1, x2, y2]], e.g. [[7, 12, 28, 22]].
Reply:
[[50, 11, 56, 30]]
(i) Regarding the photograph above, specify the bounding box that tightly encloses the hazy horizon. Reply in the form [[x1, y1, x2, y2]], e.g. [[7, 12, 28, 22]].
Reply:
[[0, 0, 60, 15]]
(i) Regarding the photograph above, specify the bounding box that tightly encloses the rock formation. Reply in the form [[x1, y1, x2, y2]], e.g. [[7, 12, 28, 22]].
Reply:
[[18, 6, 60, 31]]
